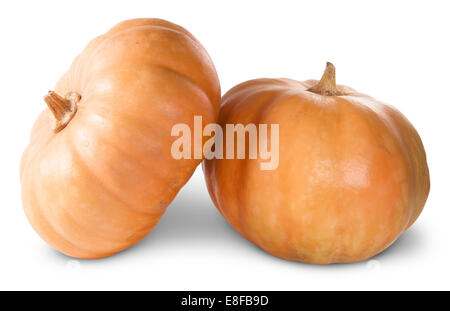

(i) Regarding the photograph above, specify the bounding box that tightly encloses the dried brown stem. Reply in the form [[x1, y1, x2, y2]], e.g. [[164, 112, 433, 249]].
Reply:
[[307, 62, 343, 96], [44, 91, 80, 132]]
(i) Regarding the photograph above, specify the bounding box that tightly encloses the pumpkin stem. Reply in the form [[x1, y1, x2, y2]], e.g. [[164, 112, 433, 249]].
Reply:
[[307, 62, 343, 96], [44, 91, 80, 133]]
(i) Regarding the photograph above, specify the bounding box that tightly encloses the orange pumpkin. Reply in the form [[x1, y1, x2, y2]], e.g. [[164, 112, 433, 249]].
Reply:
[[20, 18, 220, 258], [203, 63, 429, 264]]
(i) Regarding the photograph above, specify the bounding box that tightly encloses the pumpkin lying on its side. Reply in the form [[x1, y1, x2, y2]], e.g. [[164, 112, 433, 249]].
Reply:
[[203, 63, 429, 264], [20, 18, 220, 258]]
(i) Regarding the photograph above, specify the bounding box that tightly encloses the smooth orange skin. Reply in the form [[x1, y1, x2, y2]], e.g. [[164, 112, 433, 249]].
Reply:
[[20, 19, 220, 258], [203, 78, 429, 264]]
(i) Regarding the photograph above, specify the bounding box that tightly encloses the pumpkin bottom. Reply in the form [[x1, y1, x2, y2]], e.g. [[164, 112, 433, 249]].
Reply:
[[251, 235, 400, 265], [236, 223, 406, 264], [51, 226, 157, 259], [221, 199, 411, 264], [24, 207, 165, 259]]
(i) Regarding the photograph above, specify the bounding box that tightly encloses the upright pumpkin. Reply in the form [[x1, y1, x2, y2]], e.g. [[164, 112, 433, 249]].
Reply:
[[20, 19, 220, 258], [203, 63, 429, 264]]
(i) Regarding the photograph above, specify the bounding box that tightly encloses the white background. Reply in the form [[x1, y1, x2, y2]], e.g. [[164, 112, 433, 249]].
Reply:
[[0, 0, 449, 290]]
